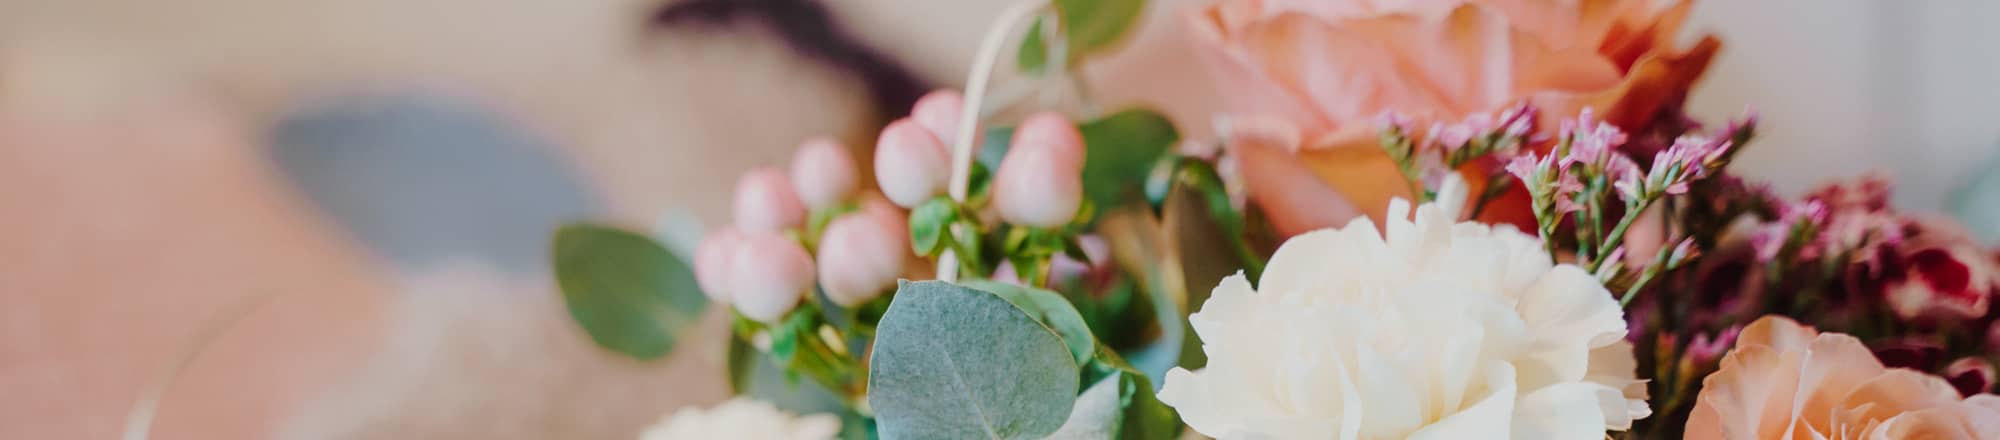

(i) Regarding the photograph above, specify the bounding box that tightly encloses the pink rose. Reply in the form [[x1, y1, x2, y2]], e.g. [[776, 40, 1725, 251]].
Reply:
[[1186, 0, 1719, 233], [1686, 315, 2000, 439]]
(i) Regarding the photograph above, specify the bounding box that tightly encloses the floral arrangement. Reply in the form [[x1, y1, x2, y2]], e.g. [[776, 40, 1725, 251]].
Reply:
[[549, 0, 2000, 439]]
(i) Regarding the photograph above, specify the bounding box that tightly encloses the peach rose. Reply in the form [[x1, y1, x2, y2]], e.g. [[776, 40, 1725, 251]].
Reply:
[[1686, 315, 2000, 439], [1186, 0, 1719, 235]]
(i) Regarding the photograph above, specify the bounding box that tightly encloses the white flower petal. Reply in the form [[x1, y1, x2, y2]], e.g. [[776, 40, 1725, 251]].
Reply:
[[1512, 382, 1614, 440], [1408, 362, 1518, 440]]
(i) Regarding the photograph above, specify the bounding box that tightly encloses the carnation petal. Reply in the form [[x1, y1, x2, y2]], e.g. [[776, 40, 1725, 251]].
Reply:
[[1511, 382, 1613, 440], [1408, 362, 1518, 440], [1512, 265, 1626, 392]]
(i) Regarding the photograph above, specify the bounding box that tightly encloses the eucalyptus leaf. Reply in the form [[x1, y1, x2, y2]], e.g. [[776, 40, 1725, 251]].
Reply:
[[960, 279, 1096, 367], [551, 223, 706, 360], [1049, 361, 1182, 439], [1046, 373, 1123, 439], [869, 281, 1080, 440]]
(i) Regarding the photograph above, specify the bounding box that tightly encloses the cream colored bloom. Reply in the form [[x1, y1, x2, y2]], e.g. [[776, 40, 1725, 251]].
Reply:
[[638, 398, 840, 440], [1157, 197, 1647, 439]]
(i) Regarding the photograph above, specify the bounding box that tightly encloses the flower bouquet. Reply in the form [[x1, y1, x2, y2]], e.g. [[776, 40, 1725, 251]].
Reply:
[[550, 0, 2000, 438]]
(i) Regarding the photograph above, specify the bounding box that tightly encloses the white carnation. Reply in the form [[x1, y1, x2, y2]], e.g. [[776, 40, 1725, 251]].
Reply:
[[638, 398, 840, 440], [1158, 197, 1648, 439]]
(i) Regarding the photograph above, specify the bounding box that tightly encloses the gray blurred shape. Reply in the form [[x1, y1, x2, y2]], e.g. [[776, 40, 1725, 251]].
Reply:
[[270, 90, 601, 277]]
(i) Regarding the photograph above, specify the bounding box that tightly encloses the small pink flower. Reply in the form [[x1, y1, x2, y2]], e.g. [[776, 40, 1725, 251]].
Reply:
[[1504, 154, 1541, 183], [815, 200, 908, 307], [873, 118, 952, 208], [910, 89, 965, 142], [992, 112, 1085, 228], [727, 232, 816, 323], [1945, 357, 1995, 397], [1685, 325, 1741, 366], [692, 226, 747, 304], [789, 138, 859, 211], [733, 167, 808, 233], [1047, 235, 1112, 287]]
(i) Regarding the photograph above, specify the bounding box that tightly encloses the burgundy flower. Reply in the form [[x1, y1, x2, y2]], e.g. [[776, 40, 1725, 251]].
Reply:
[[1945, 357, 1995, 397], [1881, 218, 1996, 322], [1870, 337, 1946, 371]]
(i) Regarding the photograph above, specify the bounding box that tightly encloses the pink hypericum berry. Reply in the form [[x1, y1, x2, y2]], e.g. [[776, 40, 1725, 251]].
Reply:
[[726, 232, 816, 323], [733, 167, 808, 233], [873, 118, 952, 208], [993, 113, 1086, 228], [789, 138, 859, 211]]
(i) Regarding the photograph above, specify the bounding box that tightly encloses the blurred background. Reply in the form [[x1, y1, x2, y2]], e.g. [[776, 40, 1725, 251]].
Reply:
[[2, 0, 1996, 438]]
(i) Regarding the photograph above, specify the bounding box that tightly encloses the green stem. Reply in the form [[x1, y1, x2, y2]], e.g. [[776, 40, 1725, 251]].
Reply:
[[1619, 243, 1676, 307], [1597, 198, 1654, 271]]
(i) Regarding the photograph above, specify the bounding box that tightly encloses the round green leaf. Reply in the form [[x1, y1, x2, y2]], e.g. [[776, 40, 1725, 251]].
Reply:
[[869, 280, 1080, 439], [552, 223, 707, 360], [960, 279, 1096, 367]]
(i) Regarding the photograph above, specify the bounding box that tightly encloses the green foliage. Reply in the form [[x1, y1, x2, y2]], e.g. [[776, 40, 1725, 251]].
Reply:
[[551, 223, 707, 360], [868, 281, 1081, 439], [1146, 156, 1264, 281], [909, 197, 957, 256], [961, 279, 1096, 368], [1017, 0, 1151, 74]]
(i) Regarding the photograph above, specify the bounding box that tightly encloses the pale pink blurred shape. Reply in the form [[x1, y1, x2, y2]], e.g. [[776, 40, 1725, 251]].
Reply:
[[726, 232, 814, 323], [788, 138, 859, 211], [815, 203, 907, 307], [732, 167, 808, 233], [909, 89, 964, 142], [1685, 315, 2000, 439], [992, 112, 1085, 228], [873, 119, 951, 208], [692, 226, 747, 305]]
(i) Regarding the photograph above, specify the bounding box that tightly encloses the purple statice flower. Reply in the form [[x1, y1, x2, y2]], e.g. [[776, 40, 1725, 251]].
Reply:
[[1429, 121, 1477, 154], [1505, 154, 1541, 184], [1375, 111, 1415, 135], [1495, 103, 1535, 140], [1561, 108, 1628, 169], [1751, 200, 1827, 262], [1553, 171, 1585, 215], [1609, 154, 1646, 203]]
